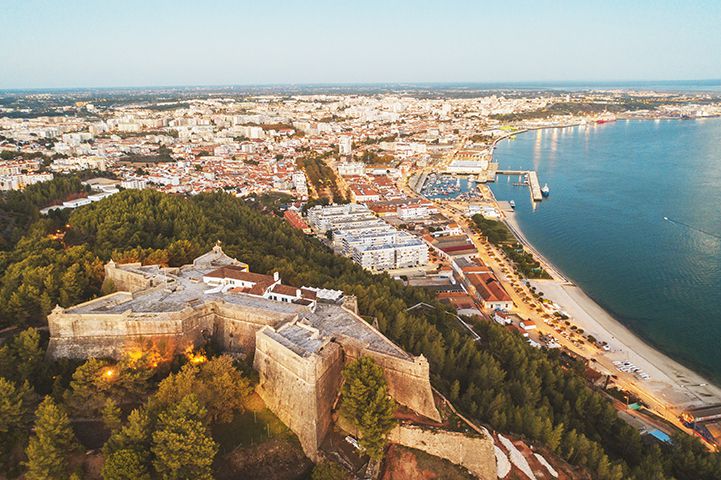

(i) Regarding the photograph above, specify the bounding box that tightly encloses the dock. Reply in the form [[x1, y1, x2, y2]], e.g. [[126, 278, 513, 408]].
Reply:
[[496, 169, 543, 201], [527, 171, 543, 201]]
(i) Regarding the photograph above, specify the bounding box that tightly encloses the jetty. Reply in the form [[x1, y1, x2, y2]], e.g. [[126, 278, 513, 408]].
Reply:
[[497, 169, 544, 201]]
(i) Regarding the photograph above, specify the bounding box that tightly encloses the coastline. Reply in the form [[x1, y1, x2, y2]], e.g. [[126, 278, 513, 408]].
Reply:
[[489, 133, 721, 417]]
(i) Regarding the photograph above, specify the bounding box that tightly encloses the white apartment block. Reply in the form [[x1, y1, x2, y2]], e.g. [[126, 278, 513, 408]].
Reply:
[[348, 235, 428, 272], [120, 178, 148, 190], [337, 161, 365, 177], [339, 134, 353, 155], [291, 172, 308, 197], [0, 173, 54, 191], [398, 204, 429, 220], [306, 204, 428, 272], [306, 203, 376, 233]]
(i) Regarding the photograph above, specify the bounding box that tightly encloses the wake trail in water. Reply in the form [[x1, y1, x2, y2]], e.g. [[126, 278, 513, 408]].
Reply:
[[664, 217, 721, 240]]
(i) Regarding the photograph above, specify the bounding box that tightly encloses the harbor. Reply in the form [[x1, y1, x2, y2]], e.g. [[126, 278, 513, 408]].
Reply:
[[488, 119, 721, 442], [419, 173, 482, 200]]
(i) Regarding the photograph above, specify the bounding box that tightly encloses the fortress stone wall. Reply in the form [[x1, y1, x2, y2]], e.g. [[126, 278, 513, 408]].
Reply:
[[47, 296, 213, 359], [210, 301, 296, 354], [388, 425, 497, 480], [337, 336, 440, 423], [48, 248, 443, 462], [253, 324, 344, 460], [105, 261, 154, 292]]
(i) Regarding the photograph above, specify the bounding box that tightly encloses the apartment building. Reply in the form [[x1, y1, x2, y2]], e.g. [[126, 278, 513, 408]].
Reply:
[[306, 204, 428, 272]]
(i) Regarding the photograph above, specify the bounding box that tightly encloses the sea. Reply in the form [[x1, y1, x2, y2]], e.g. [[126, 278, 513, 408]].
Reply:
[[490, 118, 721, 385]]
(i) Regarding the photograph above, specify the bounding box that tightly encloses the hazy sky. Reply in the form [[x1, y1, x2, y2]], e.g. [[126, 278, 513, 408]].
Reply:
[[2, 0, 720, 89]]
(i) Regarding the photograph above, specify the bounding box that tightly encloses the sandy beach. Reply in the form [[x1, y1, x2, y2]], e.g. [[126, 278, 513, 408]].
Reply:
[[503, 209, 721, 415]]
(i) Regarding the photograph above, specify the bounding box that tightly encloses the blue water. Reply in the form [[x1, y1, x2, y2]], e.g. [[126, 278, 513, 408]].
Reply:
[[490, 119, 721, 384]]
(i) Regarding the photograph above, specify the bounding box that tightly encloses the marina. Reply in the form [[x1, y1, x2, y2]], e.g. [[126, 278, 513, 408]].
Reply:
[[420, 173, 481, 200]]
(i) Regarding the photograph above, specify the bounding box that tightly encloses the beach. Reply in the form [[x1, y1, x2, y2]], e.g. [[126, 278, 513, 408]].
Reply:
[[503, 208, 721, 416]]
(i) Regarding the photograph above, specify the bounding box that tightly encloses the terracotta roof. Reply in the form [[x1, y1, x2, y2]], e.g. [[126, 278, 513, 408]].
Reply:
[[271, 284, 300, 297], [467, 273, 512, 303], [300, 288, 318, 300], [205, 266, 275, 285], [437, 291, 477, 311], [284, 210, 310, 230]]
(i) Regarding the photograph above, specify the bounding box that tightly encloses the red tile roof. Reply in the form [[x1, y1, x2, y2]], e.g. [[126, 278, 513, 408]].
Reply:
[[205, 266, 275, 285], [270, 284, 300, 296], [467, 273, 511, 303], [284, 210, 310, 231]]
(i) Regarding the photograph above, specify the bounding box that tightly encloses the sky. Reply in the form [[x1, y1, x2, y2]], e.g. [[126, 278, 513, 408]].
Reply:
[[1, 0, 720, 89]]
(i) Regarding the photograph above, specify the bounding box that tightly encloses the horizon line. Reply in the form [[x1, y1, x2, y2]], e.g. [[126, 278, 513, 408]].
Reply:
[[2, 78, 721, 93]]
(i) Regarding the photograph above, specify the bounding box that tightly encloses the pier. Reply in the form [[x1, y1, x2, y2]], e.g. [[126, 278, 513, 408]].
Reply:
[[496, 170, 543, 201]]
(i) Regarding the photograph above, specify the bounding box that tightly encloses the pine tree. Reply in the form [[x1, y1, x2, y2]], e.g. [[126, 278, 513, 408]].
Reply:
[[0, 378, 32, 469], [547, 422, 565, 452], [65, 358, 113, 416], [0, 345, 14, 379], [153, 355, 251, 424], [103, 407, 152, 457], [24, 396, 80, 480], [151, 395, 217, 480], [340, 356, 397, 460], [59, 264, 85, 307], [102, 398, 122, 433], [449, 379, 461, 402], [102, 448, 151, 480], [12, 327, 43, 382]]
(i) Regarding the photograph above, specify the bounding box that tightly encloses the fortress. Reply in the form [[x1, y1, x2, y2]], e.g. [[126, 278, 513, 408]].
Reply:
[[47, 244, 441, 459]]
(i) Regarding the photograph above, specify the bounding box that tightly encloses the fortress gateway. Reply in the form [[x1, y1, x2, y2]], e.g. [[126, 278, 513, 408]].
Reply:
[[48, 245, 441, 459]]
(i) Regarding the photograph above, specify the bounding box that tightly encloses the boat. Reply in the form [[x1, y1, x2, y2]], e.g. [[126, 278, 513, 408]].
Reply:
[[509, 200, 516, 209], [541, 184, 550, 197]]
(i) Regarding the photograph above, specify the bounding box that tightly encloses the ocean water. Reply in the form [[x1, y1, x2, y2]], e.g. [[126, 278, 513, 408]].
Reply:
[[490, 119, 721, 384]]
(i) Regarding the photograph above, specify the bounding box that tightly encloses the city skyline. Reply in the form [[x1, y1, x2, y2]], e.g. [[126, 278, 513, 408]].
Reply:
[[2, 0, 721, 89]]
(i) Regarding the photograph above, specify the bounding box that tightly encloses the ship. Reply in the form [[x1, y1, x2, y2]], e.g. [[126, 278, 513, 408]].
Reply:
[[541, 184, 550, 197], [596, 113, 617, 125], [509, 200, 516, 209]]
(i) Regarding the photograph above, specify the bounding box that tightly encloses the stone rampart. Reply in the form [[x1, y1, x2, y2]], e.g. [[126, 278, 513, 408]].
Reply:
[[210, 301, 297, 355], [388, 425, 497, 480], [105, 262, 152, 292], [253, 327, 343, 461], [339, 336, 441, 422], [47, 303, 213, 359]]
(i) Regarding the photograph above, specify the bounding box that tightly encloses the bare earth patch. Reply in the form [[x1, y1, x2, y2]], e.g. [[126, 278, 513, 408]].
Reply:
[[381, 444, 474, 480], [215, 436, 312, 480]]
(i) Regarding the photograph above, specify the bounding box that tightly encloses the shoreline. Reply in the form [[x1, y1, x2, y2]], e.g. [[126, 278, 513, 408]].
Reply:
[[489, 131, 721, 416]]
